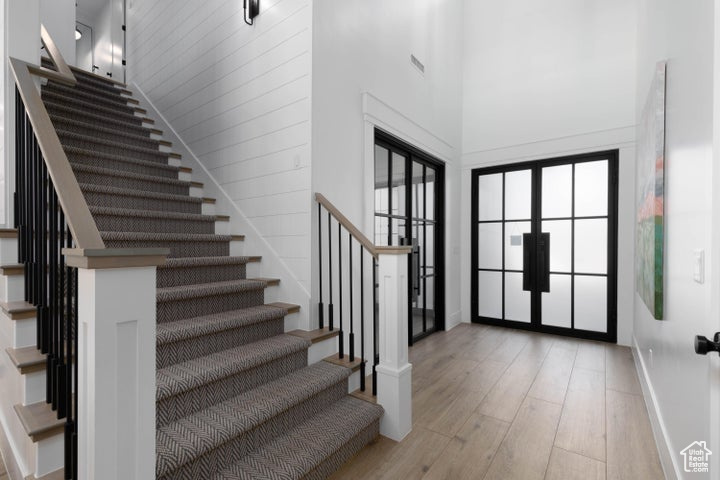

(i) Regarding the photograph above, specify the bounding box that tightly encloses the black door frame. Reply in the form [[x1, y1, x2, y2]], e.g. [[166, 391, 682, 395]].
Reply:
[[470, 150, 619, 343], [374, 129, 446, 345]]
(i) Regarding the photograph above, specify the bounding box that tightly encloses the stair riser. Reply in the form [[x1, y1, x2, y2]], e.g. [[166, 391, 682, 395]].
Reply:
[[42, 90, 136, 118], [60, 135, 169, 164], [156, 349, 308, 427], [69, 154, 177, 179], [157, 287, 265, 323], [45, 102, 146, 131], [74, 169, 189, 195], [81, 189, 203, 215], [0, 273, 25, 303], [158, 380, 348, 480], [94, 214, 215, 234], [104, 239, 229, 258], [157, 317, 284, 368], [11, 317, 37, 349], [43, 84, 129, 110], [157, 263, 247, 288], [54, 120, 161, 150]]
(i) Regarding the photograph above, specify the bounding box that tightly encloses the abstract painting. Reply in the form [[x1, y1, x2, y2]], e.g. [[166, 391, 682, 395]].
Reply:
[[636, 61, 666, 320]]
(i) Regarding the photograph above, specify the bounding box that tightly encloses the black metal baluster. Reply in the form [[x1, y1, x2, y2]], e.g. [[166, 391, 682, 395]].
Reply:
[[72, 258, 78, 480], [56, 208, 66, 419], [318, 203, 324, 330], [327, 212, 334, 331], [64, 226, 75, 480], [338, 224, 344, 359], [14, 89, 21, 233], [360, 245, 366, 392], [349, 235, 354, 362], [372, 258, 378, 396]]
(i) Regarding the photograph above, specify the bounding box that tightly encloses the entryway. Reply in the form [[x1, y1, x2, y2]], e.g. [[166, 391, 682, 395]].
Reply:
[[373, 130, 445, 344], [471, 151, 618, 342]]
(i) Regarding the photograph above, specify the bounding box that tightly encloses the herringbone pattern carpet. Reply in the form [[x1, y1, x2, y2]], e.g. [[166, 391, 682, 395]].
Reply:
[[41, 59, 383, 479]]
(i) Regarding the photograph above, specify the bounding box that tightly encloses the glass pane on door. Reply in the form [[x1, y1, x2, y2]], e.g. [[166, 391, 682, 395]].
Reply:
[[476, 169, 532, 323]]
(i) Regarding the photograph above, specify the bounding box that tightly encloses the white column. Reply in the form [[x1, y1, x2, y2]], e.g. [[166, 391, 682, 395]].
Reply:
[[375, 250, 412, 441], [77, 266, 156, 480]]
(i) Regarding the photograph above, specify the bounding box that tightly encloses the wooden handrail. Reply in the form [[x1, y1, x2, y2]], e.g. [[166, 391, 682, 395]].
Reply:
[[34, 25, 76, 86], [314, 193, 412, 259], [10, 56, 104, 250]]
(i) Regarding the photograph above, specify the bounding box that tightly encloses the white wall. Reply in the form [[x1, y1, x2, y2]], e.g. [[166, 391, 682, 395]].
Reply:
[[460, 0, 638, 346], [462, 0, 636, 156], [127, 0, 313, 294], [633, 0, 718, 477], [89, 0, 123, 80], [40, 0, 76, 65], [311, 0, 464, 331]]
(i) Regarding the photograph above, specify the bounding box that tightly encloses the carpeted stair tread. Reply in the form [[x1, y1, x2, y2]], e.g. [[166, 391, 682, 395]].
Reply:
[[156, 305, 286, 346], [79, 183, 202, 206], [102, 231, 231, 243], [44, 100, 145, 130], [41, 89, 136, 119], [89, 206, 215, 223], [156, 362, 351, 478], [156, 334, 311, 401], [72, 164, 189, 188], [162, 256, 256, 269], [56, 129, 170, 161], [66, 146, 179, 177], [51, 115, 162, 149], [47, 78, 128, 102], [157, 279, 269, 304], [43, 82, 131, 109], [213, 396, 383, 480]]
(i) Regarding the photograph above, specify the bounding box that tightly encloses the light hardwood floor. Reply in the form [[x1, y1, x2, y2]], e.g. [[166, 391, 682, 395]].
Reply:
[[330, 323, 665, 480]]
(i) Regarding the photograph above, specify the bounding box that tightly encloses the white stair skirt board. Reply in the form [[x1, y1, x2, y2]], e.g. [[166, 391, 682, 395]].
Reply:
[[201, 202, 216, 216]]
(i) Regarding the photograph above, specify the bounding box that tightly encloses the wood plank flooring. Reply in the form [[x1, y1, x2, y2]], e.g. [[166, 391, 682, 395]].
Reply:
[[330, 323, 665, 480]]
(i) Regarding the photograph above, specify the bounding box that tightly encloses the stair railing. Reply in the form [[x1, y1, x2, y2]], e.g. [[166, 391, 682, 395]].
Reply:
[[8, 25, 165, 480], [315, 193, 413, 441]]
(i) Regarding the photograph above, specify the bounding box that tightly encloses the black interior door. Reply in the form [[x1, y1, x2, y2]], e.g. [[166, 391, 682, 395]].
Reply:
[[471, 151, 618, 342], [374, 130, 445, 344]]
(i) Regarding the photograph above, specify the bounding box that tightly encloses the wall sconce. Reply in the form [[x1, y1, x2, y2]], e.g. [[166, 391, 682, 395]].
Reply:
[[75, 28, 82, 40], [244, 0, 259, 25]]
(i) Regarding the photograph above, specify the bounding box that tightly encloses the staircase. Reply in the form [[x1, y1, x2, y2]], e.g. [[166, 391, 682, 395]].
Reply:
[[37, 60, 383, 479]]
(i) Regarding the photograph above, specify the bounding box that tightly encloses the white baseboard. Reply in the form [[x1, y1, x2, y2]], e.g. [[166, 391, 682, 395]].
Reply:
[[632, 335, 680, 480]]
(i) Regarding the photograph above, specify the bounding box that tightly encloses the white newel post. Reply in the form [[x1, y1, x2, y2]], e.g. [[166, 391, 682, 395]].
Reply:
[[76, 264, 158, 480], [375, 248, 412, 441]]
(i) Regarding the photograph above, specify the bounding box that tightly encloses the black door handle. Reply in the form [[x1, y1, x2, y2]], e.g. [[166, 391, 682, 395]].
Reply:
[[539, 232, 550, 293], [694, 333, 720, 355], [522, 233, 534, 291]]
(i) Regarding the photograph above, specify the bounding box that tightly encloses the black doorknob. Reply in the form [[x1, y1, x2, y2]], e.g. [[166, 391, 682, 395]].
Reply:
[[695, 334, 720, 355]]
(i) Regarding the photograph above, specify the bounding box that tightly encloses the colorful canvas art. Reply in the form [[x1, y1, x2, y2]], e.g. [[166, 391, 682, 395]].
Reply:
[[636, 61, 666, 320]]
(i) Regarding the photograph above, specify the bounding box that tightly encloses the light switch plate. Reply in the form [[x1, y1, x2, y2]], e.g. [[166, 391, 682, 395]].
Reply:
[[693, 249, 705, 284]]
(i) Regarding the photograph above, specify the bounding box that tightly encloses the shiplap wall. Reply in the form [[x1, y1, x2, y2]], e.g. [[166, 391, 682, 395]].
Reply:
[[127, 0, 312, 290]]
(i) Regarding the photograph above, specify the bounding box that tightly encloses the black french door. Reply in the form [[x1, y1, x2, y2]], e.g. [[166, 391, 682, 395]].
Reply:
[[471, 151, 618, 342], [374, 130, 445, 344]]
